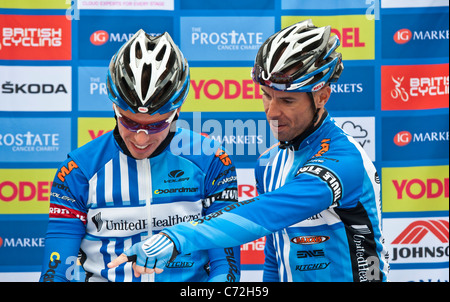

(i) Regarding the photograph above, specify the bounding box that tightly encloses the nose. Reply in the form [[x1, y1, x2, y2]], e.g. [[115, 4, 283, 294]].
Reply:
[[265, 98, 281, 121], [134, 129, 150, 144]]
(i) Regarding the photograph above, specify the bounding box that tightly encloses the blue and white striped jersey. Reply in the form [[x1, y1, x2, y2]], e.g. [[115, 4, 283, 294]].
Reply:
[[163, 112, 389, 282], [40, 127, 240, 282]]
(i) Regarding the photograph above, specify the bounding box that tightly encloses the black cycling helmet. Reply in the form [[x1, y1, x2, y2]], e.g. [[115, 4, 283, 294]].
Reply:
[[252, 19, 343, 93], [107, 29, 190, 115]]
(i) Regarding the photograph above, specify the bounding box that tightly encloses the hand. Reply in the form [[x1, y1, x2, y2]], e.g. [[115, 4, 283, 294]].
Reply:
[[107, 233, 178, 277]]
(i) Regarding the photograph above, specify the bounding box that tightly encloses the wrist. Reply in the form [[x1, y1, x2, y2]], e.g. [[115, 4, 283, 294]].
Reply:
[[159, 232, 179, 262]]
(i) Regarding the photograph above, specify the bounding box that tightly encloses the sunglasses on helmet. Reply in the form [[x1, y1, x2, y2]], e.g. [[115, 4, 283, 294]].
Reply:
[[113, 104, 177, 135]]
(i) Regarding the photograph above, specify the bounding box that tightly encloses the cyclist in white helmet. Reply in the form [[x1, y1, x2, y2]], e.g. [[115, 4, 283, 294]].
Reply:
[[109, 20, 389, 282], [40, 29, 241, 282]]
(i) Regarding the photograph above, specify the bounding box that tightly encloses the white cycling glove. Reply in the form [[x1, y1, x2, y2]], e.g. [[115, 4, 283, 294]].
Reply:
[[124, 233, 178, 271]]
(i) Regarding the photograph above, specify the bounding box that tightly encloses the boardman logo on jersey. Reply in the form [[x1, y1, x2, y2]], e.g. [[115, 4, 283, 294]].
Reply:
[[382, 13, 449, 59], [154, 187, 199, 195], [180, 16, 274, 61], [78, 15, 172, 60], [0, 15, 71, 60]]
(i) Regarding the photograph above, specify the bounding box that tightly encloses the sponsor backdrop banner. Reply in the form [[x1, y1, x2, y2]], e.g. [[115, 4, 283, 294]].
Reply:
[[0, 0, 448, 282]]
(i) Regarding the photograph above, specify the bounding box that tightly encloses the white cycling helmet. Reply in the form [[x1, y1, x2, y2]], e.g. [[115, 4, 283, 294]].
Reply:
[[107, 29, 190, 115], [252, 19, 343, 93]]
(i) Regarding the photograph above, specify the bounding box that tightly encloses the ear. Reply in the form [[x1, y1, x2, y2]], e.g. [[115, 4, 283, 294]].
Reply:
[[314, 85, 331, 109]]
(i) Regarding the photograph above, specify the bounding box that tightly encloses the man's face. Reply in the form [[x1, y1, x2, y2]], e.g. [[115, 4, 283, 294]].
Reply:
[[261, 86, 316, 142], [115, 106, 176, 159]]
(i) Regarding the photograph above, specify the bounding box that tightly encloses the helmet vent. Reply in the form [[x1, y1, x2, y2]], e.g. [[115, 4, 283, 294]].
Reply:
[[147, 41, 156, 51], [156, 45, 167, 62], [141, 63, 151, 100], [135, 43, 143, 60], [282, 27, 296, 38]]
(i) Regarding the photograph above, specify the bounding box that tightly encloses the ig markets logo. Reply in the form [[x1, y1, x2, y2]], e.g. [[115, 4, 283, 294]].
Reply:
[[90, 30, 109, 46], [393, 131, 412, 147], [394, 29, 412, 44]]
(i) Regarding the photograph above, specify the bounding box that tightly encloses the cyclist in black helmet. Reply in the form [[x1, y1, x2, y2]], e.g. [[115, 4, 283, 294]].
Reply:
[[109, 20, 389, 282], [39, 29, 241, 282]]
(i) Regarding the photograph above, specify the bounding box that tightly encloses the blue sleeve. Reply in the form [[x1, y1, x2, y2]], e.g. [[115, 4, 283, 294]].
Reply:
[[164, 170, 333, 255], [262, 234, 279, 282], [202, 146, 241, 282], [207, 247, 240, 282], [256, 152, 279, 281], [40, 234, 83, 282], [40, 157, 87, 282]]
